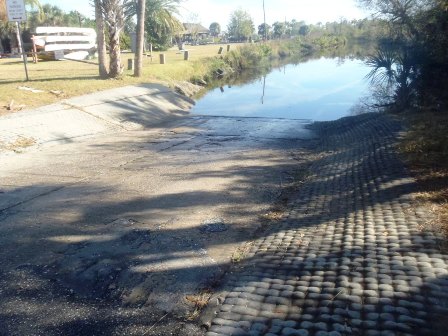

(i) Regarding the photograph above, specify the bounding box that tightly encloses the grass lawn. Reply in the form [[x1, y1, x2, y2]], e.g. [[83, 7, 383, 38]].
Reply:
[[0, 44, 230, 114]]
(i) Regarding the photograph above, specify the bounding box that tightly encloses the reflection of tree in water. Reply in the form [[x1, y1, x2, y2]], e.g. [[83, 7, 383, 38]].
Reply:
[[202, 42, 377, 97], [195, 42, 379, 110], [261, 75, 266, 104]]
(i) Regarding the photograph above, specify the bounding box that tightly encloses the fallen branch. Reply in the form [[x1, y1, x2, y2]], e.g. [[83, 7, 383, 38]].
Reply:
[[142, 313, 168, 335], [17, 86, 44, 93]]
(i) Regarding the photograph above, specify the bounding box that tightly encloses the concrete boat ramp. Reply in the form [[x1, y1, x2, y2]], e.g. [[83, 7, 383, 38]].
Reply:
[[0, 85, 446, 336]]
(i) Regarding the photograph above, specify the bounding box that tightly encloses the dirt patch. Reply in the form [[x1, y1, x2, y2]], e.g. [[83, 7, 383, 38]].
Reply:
[[1, 100, 27, 113], [0, 136, 36, 152], [173, 81, 203, 97]]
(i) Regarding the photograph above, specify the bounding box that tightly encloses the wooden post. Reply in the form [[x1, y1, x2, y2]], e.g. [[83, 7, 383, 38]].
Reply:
[[227, 44, 231, 52], [159, 53, 166, 64], [127, 58, 134, 70], [218, 47, 223, 54], [31, 35, 38, 63], [184, 50, 189, 61]]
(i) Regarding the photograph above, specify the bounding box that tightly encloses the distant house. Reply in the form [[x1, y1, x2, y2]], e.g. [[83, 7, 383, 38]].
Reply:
[[182, 23, 210, 43]]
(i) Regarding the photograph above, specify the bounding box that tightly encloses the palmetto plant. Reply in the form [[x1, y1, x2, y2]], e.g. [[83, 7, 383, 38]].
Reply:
[[366, 48, 399, 88], [365, 47, 417, 109]]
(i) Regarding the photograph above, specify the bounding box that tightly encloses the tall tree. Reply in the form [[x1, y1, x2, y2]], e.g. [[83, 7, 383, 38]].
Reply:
[[209, 22, 221, 37], [299, 24, 310, 36], [99, 0, 128, 78], [257, 23, 270, 39], [357, 0, 426, 38], [94, 0, 108, 78], [134, 0, 145, 77], [39, 4, 64, 26], [289, 19, 302, 36], [227, 9, 254, 42], [272, 21, 286, 39]]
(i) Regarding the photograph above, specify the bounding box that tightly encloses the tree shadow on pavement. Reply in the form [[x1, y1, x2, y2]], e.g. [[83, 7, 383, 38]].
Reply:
[[0, 113, 447, 335]]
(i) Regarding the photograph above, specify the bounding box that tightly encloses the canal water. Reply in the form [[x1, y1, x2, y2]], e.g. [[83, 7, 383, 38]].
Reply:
[[191, 57, 370, 122]]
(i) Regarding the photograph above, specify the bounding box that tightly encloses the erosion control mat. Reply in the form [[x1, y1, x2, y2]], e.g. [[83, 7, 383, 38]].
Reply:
[[202, 113, 448, 336]]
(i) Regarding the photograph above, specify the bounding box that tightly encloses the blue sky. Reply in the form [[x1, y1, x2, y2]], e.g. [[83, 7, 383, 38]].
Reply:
[[41, 0, 369, 29]]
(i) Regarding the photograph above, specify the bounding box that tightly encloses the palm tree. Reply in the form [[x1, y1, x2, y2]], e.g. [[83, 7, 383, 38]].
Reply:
[[143, 0, 183, 50], [366, 47, 417, 109], [134, 0, 145, 77], [127, 0, 182, 74], [93, 0, 181, 78], [94, 0, 108, 78], [98, 0, 129, 78], [40, 4, 64, 26]]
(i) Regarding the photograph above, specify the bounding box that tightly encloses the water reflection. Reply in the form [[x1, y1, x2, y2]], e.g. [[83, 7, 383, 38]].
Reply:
[[261, 75, 266, 105], [192, 57, 372, 121]]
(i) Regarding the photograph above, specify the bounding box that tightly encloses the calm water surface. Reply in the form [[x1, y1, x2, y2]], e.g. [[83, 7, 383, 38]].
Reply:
[[192, 57, 370, 121]]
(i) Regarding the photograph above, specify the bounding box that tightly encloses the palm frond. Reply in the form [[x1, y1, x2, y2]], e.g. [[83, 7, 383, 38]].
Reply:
[[365, 48, 399, 87]]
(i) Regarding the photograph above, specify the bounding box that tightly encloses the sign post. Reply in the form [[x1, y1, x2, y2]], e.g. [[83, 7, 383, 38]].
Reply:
[[6, 0, 29, 81]]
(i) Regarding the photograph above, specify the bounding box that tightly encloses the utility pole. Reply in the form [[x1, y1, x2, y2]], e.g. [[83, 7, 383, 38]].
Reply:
[[263, 0, 267, 41]]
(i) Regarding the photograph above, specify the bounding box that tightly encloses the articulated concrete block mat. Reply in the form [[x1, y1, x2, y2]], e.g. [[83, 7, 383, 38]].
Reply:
[[203, 113, 448, 336]]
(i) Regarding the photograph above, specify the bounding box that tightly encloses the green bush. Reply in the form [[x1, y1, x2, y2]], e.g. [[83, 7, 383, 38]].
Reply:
[[199, 37, 348, 82], [120, 33, 132, 51]]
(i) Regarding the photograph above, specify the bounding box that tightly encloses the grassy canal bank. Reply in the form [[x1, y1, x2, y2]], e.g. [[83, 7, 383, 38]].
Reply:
[[0, 35, 346, 114], [0, 44, 225, 113]]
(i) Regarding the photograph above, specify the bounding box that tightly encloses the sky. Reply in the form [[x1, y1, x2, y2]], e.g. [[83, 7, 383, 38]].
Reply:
[[41, 0, 369, 30]]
